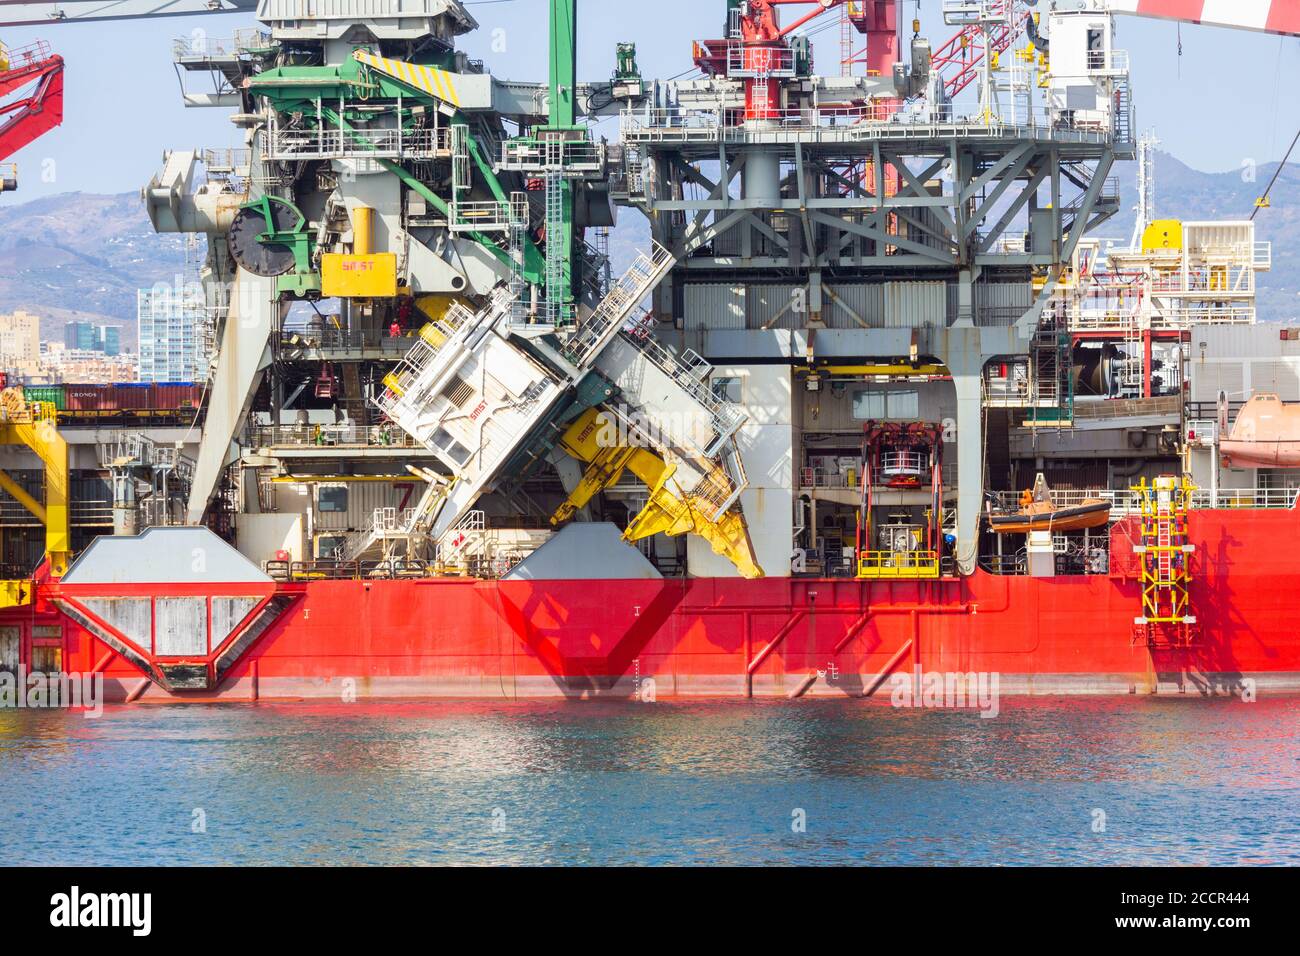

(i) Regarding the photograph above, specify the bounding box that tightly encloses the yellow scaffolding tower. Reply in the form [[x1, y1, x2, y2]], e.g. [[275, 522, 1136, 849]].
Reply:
[[1131, 475, 1196, 643], [0, 388, 70, 608]]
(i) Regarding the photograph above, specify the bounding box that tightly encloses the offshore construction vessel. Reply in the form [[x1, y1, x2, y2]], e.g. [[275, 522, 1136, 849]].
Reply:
[[3, 0, 1300, 701]]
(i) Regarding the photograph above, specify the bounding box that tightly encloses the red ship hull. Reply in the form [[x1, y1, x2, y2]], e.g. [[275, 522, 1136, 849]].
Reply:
[[5, 507, 1300, 702]]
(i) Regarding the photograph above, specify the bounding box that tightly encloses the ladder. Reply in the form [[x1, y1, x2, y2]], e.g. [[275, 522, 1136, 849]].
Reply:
[[561, 243, 675, 368], [1132, 475, 1197, 647], [543, 170, 566, 328]]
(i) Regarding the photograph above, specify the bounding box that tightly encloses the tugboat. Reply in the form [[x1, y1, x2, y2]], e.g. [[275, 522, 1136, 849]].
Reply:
[[988, 474, 1112, 534]]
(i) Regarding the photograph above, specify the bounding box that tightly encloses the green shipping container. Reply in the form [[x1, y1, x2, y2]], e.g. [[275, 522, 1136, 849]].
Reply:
[[22, 385, 66, 410]]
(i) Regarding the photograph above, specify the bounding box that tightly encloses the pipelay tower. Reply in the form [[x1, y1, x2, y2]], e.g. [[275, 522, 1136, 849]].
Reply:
[[2, 1, 1300, 700]]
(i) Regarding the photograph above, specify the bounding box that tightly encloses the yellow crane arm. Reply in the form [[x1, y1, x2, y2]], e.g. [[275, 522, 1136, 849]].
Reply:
[[551, 408, 764, 579]]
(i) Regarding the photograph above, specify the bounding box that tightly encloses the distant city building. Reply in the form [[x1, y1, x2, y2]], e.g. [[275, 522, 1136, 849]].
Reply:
[[0, 314, 136, 385], [64, 320, 97, 352], [137, 287, 207, 382], [37, 345, 138, 384], [63, 320, 123, 356], [0, 310, 41, 367]]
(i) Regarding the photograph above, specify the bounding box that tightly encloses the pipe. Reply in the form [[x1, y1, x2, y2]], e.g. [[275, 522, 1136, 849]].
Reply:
[[353, 206, 374, 256]]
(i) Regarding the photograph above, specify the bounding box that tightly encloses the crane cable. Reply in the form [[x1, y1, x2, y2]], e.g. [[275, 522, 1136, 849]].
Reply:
[[1251, 125, 1300, 221]]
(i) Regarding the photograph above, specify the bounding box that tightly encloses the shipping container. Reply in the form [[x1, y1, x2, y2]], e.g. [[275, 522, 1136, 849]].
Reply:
[[113, 383, 154, 410], [153, 383, 205, 411], [22, 385, 65, 410], [63, 384, 113, 412]]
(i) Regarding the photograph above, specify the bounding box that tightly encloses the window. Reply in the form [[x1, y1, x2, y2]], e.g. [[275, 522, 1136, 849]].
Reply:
[[318, 485, 349, 513], [431, 428, 472, 466], [853, 389, 920, 421], [712, 376, 743, 404], [316, 535, 347, 559]]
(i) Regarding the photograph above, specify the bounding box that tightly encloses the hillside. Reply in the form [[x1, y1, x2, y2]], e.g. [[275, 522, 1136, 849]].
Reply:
[[0, 192, 193, 348], [0, 152, 1296, 329]]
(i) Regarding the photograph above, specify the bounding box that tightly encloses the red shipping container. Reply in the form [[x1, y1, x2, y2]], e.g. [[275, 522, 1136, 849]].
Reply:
[[113, 384, 153, 410], [153, 383, 204, 411], [63, 384, 115, 412]]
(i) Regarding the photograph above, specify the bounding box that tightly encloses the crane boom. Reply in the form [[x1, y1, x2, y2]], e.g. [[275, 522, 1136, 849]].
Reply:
[[0, 0, 256, 28], [1109, 0, 1300, 37]]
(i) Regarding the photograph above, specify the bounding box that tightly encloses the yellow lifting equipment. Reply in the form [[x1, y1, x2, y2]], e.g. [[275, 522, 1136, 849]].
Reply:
[[0, 388, 70, 607], [551, 408, 764, 580]]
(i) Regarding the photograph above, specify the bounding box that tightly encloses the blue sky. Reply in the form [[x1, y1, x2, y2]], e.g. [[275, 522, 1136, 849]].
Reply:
[[2, 0, 1298, 204]]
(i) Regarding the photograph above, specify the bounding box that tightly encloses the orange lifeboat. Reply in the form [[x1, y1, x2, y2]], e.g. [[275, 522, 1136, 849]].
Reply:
[[988, 474, 1112, 535], [1219, 393, 1300, 468]]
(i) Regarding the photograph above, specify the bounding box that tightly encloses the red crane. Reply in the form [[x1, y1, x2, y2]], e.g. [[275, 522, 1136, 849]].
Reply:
[[0, 39, 65, 191], [929, 2, 1031, 100]]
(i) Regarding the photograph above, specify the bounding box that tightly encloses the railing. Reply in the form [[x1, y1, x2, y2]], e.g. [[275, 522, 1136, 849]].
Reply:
[[1187, 400, 1245, 422], [265, 559, 439, 582], [726, 44, 797, 78], [800, 468, 858, 490], [0, 499, 114, 526], [621, 101, 1118, 141], [619, 317, 748, 452], [1087, 49, 1129, 73], [1071, 395, 1181, 421], [436, 510, 487, 565], [201, 148, 251, 179], [266, 118, 444, 161], [563, 244, 674, 368], [371, 507, 422, 535], [0, 39, 53, 69], [988, 486, 1299, 517], [623, 103, 899, 134], [1191, 488, 1298, 510], [248, 425, 423, 449], [281, 325, 415, 353], [1066, 307, 1256, 331], [941, 0, 1003, 25], [1185, 420, 1218, 447], [450, 200, 513, 233], [857, 550, 941, 580], [500, 138, 604, 173], [1146, 266, 1257, 293], [171, 30, 270, 61]]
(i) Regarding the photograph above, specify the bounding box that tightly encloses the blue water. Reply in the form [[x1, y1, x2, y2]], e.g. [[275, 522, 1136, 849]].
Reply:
[[1, 697, 1296, 865]]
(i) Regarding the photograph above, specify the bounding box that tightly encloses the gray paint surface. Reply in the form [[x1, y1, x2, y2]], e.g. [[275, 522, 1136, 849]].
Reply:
[[63, 528, 272, 585], [504, 524, 662, 581]]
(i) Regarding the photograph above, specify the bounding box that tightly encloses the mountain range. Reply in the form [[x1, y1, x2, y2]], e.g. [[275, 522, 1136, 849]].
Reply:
[[1, 151, 1297, 334]]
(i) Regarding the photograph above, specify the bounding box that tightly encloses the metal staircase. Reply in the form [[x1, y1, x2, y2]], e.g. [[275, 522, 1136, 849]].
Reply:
[[341, 362, 369, 428], [562, 244, 674, 367]]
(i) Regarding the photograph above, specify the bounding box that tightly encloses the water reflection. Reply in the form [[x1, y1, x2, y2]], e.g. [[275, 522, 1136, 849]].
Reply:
[[0, 697, 1296, 865]]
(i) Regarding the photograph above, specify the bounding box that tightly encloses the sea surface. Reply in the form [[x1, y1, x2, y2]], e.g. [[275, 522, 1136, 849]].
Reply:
[[1, 697, 1297, 865]]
